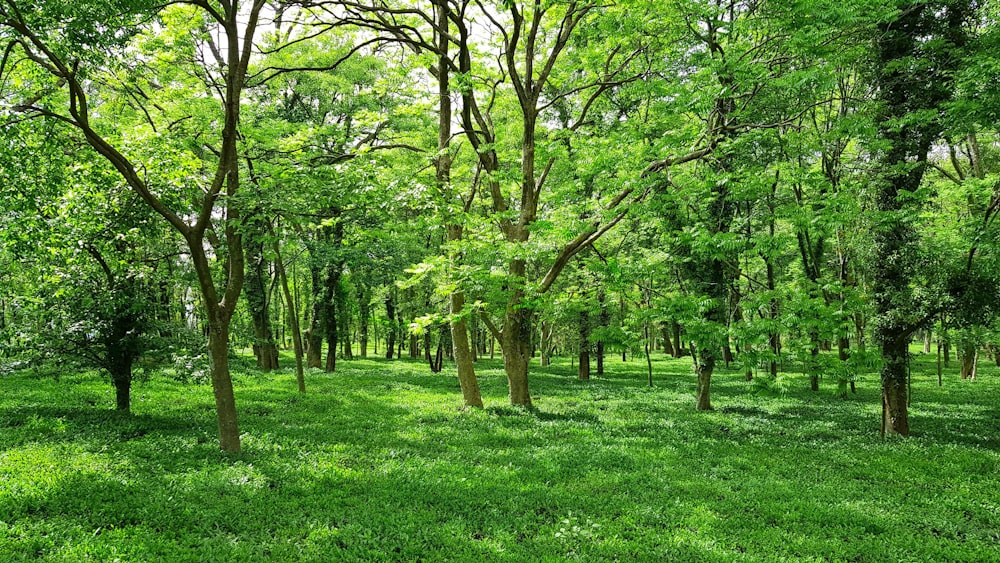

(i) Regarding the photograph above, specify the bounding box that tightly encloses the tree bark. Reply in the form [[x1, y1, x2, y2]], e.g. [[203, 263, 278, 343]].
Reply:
[[501, 270, 533, 407], [385, 293, 396, 360], [244, 221, 278, 371], [695, 349, 715, 411], [272, 233, 305, 393], [206, 317, 239, 452], [578, 309, 591, 380], [871, 2, 968, 436], [109, 357, 132, 412], [959, 341, 978, 380]]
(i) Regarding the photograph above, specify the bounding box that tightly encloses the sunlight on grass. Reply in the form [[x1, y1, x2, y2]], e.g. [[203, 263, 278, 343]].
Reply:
[[2, 353, 999, 561]]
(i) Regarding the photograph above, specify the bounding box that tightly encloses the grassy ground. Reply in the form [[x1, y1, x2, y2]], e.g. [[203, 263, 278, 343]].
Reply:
[[1, 351, 999, 561]]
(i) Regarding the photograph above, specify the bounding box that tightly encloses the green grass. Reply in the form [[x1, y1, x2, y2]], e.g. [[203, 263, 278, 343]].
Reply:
[[2, 351, 999, 561]]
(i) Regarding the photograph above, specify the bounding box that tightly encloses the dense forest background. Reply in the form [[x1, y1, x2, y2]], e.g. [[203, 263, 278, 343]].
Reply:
[[2, 0, 999, 453]]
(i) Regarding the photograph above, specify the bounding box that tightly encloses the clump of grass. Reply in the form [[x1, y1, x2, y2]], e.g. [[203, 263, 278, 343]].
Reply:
[[1, 353, 998, 561]]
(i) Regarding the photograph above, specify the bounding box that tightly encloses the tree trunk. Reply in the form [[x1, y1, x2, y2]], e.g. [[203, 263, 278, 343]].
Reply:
[[385, 294, 396, 360], [341, 302, 353, 360], [272, 234, 305, 393], [358, 288, 370, 358], [672, 321, 683, 358], [501, 271, 533, 407], [597, 291, 608, 376], [109, 358, 132, 412], [306, 265, 324, 369], [695, 348, 715, 411], [578, 309, 591, 380], [207, 318, 240, 452], [872, 1, 967, 437], [245, 225, 278, 371], [450, 291, 483, 407], [881, 340, 909, 437], [959, 342, 978, 380], [539, 321, 552, 367], [837, 336, 851, 399], [662, 323, 675, 356]]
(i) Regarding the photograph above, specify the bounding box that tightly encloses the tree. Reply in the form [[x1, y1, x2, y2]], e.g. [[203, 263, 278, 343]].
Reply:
[[868, 0, 972, 436], [1, 0, 274, 452]]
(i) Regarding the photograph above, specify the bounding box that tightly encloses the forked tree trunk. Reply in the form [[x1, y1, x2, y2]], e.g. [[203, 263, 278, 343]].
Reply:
[[959, 342, 978, 380], [662, 323, 675, 357]]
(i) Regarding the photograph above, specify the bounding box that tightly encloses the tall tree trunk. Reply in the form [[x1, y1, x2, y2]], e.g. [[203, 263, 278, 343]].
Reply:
[[272, 233, 305, 393], [837, 335, 851, 398], [578, 309, 591, 380], [596, 290, 608, 375], [451, 290, 483, 407], [306, 264, 324, 368], [324, 269, 339, 373], [539, 321, 552, 367], [434, 1, 481, 406], [358, 286, 370, 358], [872, 2, 968, 436], [244, 223, 278, 371], [385, 294, 396, 360]]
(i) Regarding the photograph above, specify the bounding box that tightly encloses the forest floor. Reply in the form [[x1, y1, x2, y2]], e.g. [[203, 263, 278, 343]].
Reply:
[[1, 351, 999, 561]]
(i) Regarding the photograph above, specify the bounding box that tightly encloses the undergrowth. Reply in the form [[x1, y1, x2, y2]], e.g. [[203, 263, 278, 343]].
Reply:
[[1, 351, 998, 561]]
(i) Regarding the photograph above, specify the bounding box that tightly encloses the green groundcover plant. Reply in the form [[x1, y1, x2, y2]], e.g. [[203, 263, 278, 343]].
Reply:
[[1, 352, 998, 561]]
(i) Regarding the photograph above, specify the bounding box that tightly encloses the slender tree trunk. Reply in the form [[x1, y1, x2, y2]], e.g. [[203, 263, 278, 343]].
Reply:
[[359, 295, 370, 358], [245, 228, 278, 371], [272, 233, 305, 393], [837, 336, 851, 399], [385, 294, 396, 360], [695, 349, 715, 411], [578, 309, 591, 380], [597, 291, 608, 375], [539, 321, 551, 367], [306, 265, 323, 368], [451, 291, 483, 407]]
